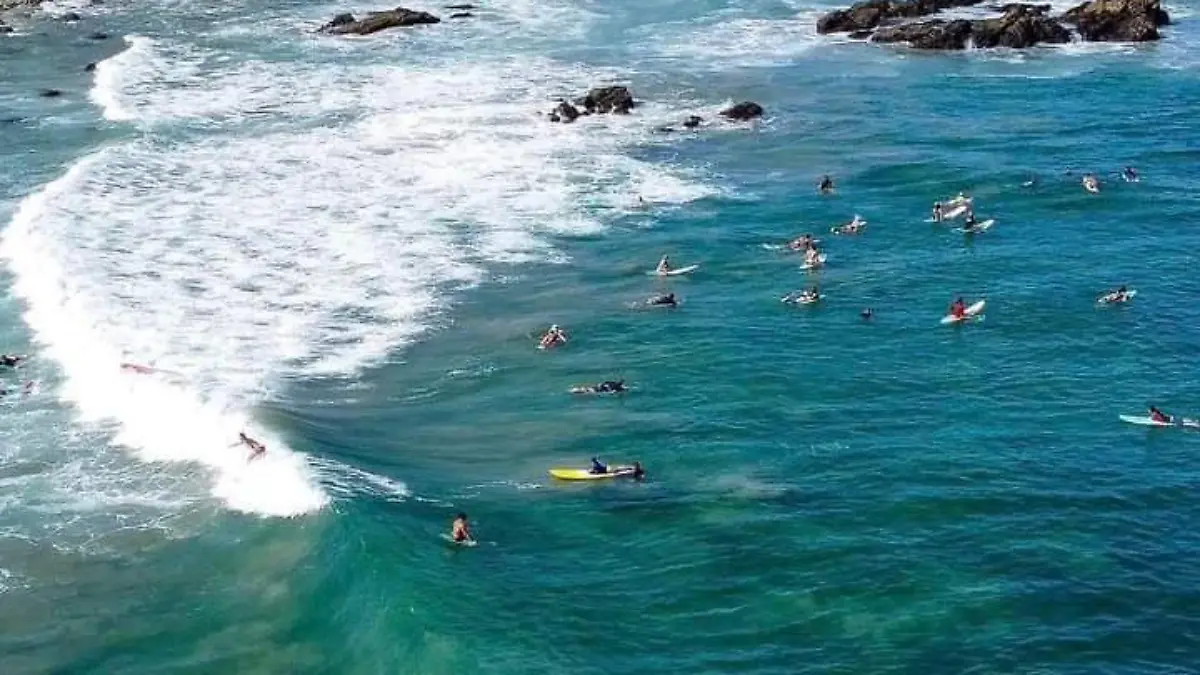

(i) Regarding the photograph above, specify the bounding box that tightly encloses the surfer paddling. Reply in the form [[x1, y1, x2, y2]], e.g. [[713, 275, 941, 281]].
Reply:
[[1, 354, 26, 368], [538, 324, 567, 350], [238, 432, 267, 461], [120, 362, 155, 374]]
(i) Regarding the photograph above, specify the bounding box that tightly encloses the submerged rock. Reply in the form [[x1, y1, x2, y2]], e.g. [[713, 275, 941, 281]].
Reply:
[[682, 115, 703, 128], [449, 11, 472, 18], [720, 101, 764, 121], [1061, 0, 1168, 41], [88, 31, 109, 40], [549, 100, 580, 123], [59, 10, 82, 21], [39, 88, 63, 98], [84, 61, 97, 71], [318, 7, 441, 36]]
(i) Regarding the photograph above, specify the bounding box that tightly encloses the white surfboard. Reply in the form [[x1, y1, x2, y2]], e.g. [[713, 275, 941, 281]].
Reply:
[[652, 264, 699, 277], [943, 204, 970, 220], [800, 254, 827, 270], [940, 299, 986, 325], [1119, 414, 1173, 428]]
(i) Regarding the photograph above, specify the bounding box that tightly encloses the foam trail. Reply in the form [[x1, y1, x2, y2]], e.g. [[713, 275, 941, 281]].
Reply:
[[89, 35, 155, 122], [0, 157, 329, 517]]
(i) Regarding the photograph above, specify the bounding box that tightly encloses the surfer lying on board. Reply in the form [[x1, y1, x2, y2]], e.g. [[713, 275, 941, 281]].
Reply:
[[571, 380, 627, 395], [451, 513, 473, 544], [1149, 407, 1172, 424], [787, 234, 815, 251], [539, 325, 567, 349], [589, 457, 608, 474], [1, 354, 26, 368], [832, 215, 865, 235], [647, 293, 677, 308], [238, 432, 267, 461], [1100, 286, 1132, 304], [0, 381, 35, 398]]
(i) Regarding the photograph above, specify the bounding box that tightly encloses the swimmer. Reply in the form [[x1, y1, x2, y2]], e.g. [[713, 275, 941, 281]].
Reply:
[[646, 292, 678, 308], [818, 175, 834, 194], [1, 354, 26, 368], [861, 308, 874, 320]]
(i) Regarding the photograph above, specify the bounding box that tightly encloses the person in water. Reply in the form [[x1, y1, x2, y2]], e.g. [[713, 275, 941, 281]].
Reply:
[[1149, 406, 1171, 424], [1082, 174, 1100, 192], [950, 297, 967, 318], [788, 234, 813, 251], [1, 354, 25, 368], [962, 209, 978, 230], [804, 247, 823, 267], [648, 293, 677, 308], [239, 432, 267, 461], [931, 202, 944, 222], [589, 457, 608, 475], [596, 380, 626, 394], [1123, 166, 1138, 182], [451, 513, 473, 543], [631, 461, 646, 480], [1101, 285, 1130, 303], [540, 324, 567, 348], [656, 255, 672, 274], [818, 175, 834, 194], [861, 308, 874, 320]]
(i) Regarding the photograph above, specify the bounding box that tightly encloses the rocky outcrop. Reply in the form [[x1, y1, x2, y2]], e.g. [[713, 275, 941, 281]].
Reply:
[[59, 10, 81, 21], [973, 4, 1071, 46], [39, 88, 62, 98], [88, 31, 109, 40], [683, 115, 703, 129], [873, 19, 973, 48], [817, 0, 988, 34], [872, 6, 1070, 48], [720, 101, 764, 121], [547, 100, 580, 123], [318, 7, 440, 35], [0, 0, 45, 11], [577, 86, 635, 114], [1061, 0, 1168, 41]]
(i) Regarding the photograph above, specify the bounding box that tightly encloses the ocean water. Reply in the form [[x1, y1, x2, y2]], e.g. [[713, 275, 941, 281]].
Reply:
[[2, 0, 1200, 672]]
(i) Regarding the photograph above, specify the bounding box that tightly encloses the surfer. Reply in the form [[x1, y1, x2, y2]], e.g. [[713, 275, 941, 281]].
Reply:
[[818, 175, 834, 194], [572, 380, 627, 395], [647, 293, 677, 308], [803, 247, 824, 268], [1082, 174, 1100, 193], [861, 308, 874, 320], [949, 297, 967, 319], [1100, 285, 1131, 304], [784, 286, 820, 304], [787, 234, 814, 251], [832, 215, 865, 235], [451, 513, 474, 544], [1, 354, 25, 368], [931, 202, 944, 222], [1149, 406, 1171, 424], [238, 432, 267, 461], [1122, 166, 1138, 182], [589, 457, 608, 475], [539, 325, 567, 349], [120, 362, 155, 374], [656, 255, 672, 275], [631, 461, 646, 480], [962, 209, 978, 231], [1022, 176, 1037, 188]]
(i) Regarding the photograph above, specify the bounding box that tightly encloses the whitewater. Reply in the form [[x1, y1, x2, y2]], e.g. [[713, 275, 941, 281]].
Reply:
[[1, 20, 713, 519]]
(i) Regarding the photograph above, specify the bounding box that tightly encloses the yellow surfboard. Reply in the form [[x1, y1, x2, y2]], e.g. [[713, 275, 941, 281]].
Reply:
[[549, 467, 635, 481]]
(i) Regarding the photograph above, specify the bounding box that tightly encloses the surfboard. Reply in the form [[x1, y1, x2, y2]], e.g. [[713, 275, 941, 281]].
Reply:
[[957, 219, 994, 234], [441, 533, 478, 547], [1119, 414, 1173, 428], [1097, 289, 1137, 305], [940, 299, 986, 325], [652, 264, 698, 277], [549, 467, 637, 481], [800, 254, 827, 270], [943, 204, 969, 220]]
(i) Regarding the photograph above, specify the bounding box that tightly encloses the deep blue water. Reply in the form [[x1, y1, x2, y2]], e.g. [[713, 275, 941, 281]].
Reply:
[[2, 0, 1200, 672]]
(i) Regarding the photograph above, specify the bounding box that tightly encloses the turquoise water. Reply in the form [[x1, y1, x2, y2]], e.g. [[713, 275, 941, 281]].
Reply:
[[3, 0, 1200, 672]]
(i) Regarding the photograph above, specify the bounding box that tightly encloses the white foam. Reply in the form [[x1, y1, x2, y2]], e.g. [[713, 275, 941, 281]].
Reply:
[[650, 10, 827, 68], [5, 37, 715, 518]]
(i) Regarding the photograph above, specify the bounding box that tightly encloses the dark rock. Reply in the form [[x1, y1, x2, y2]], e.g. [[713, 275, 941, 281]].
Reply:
[[0, 21, 11, 35], [319, 7, 440, 35], [548, 113, 561, 122], [972, 4, 1070, 47], [850, 29, 874, 39], [84, 61, 97, 71], [449, 11, 472, 17], [60, 11, 82, 21], [719, 101, 764, 121], [873, 19, 974, 48], [551, 100, 580, 123], [39, 89, 63, 98], [994, 2, 1050, 12], [576, 85, 636, 114], [444, 3, 475, 7], [1061, 0, 1167, 41], [817, 0, 988, 35], [683, 115, 703, 128], [88, 31, 109, 40]]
